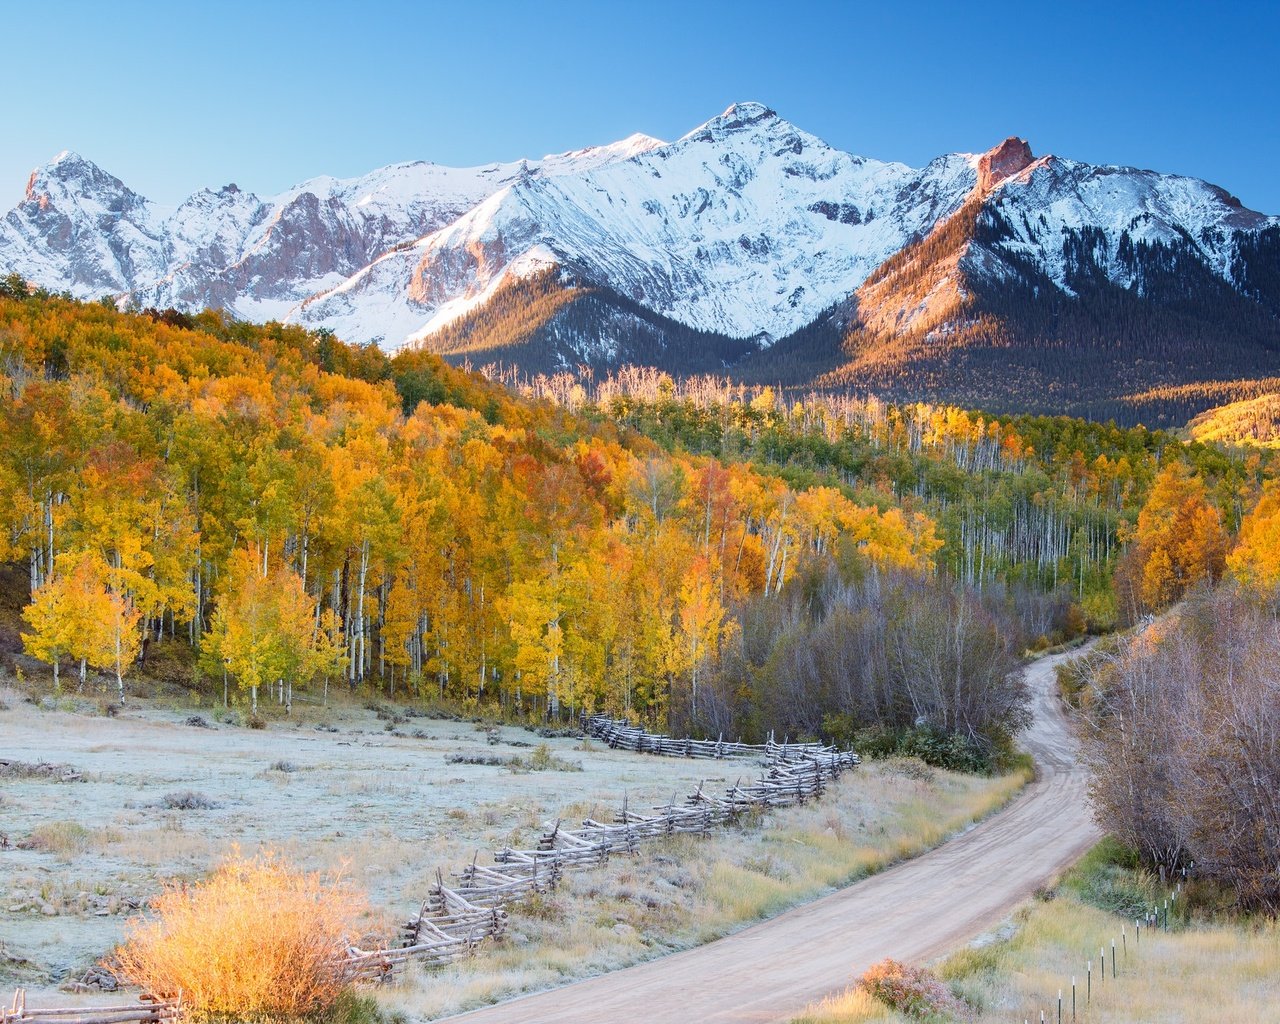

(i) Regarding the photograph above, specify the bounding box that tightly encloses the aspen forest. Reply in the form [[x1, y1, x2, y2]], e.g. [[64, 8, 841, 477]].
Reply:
[[0, 291, 937, 729], [2, 289, 1277, 771]]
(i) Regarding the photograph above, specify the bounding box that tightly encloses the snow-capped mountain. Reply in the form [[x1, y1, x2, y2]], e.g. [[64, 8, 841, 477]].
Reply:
[[295, 103, 981, 346], [1, 133, 663, 323], [966, 138, 1270, 294], [1, 152, 170, 297], [3, 101, 1278, 420]]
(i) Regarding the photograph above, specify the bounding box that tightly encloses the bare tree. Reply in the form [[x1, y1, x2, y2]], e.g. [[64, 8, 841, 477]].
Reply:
[[1075, 587, 1280, 910]]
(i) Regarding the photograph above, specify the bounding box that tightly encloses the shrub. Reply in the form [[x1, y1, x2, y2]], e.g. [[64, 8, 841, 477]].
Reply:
[[527, 743, 582, 772], [113, 850, 365, 1020], [160, 790, 219, 811], [19, 820, 95, 857], [859, 958, 972, 1021], [838, 723, 993, 774]]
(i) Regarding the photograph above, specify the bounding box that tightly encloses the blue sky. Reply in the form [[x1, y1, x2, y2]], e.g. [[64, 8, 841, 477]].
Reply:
[[4, 0, 1278, 211]]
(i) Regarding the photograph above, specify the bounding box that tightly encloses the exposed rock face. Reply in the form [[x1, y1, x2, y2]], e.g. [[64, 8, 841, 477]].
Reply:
[[976, 137, 1035, 193]]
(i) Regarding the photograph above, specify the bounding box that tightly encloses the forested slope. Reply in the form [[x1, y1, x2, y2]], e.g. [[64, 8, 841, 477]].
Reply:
[[4, 286, 1278, 771], [0, 287, 935, 732]]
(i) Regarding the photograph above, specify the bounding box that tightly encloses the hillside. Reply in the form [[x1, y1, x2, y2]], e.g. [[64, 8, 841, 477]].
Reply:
[[0, 290, 943, 733], [1186, 389, 1280, 446]]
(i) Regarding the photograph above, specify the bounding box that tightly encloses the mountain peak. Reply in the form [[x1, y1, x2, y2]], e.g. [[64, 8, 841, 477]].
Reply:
[[38, 149, 103, 179], [681, 101, 780, 142], [976, 137, 1034, 192], [25, 150, 131, 203], [716, 101, 776, 124]]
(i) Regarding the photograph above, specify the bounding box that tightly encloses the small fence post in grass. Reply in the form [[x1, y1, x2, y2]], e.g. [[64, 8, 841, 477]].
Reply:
[[1135, 917, 1140, 946], [1058, 988, 1062, 1024], [1072, 976, 1077, 1021], [1087, 959, 1091, 1002], [1100, 946, 1106, 984], [1111, 938, 1117, 977]]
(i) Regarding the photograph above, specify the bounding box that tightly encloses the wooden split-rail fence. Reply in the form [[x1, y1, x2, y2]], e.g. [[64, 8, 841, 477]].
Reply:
[[341, 726, 859, 980], [11, 729, 859, 1007], [582, 714, 841, 762], [3, 991, 181, 1024]]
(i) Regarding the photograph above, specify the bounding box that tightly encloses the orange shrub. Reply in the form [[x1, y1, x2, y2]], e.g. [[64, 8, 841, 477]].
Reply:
[[113, 851, 364, 1020], [859, 958, 972, 1021]]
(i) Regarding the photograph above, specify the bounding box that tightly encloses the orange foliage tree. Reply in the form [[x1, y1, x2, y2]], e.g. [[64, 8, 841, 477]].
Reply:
[[1118, 463, 1228, 614]]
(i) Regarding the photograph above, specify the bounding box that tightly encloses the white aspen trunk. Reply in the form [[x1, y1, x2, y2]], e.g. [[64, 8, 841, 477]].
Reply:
[[46, 494, 54, 590], [356, 539, 369, 686], [113, 592, 125, 700]]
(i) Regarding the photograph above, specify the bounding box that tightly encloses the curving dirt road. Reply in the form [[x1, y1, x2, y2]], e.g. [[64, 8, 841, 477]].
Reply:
[[440, 647, 1100, 1024]]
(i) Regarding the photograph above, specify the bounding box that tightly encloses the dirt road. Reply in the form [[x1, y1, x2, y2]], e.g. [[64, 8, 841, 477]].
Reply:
[[441, 647, 1100, 1024]]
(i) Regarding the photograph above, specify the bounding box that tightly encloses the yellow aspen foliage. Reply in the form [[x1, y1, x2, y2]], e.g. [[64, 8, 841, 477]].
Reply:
[[676, 562, 735, 720], [382, 571, 420, 693], [24, 551, 139, 694], [22, 567, 77, 691], [207, 551, 341, 712], [1228, 482, 1280, 591]]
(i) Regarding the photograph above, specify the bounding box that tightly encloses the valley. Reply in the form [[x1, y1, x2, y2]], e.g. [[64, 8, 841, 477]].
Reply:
[[2, 33, 1278, 1020]]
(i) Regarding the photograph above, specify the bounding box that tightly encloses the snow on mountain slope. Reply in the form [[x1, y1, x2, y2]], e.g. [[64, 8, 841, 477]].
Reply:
[[2, 106, 1277, 367], [969, 153, 1275, 293], [0, 151, 169, 296], [833, 136, 1280, 346], [298, 103, 982, 346], [0, 134, 665, 319]]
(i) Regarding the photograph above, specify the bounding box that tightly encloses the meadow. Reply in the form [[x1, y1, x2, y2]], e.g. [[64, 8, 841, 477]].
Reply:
[[0, 682, 1025, 1019]]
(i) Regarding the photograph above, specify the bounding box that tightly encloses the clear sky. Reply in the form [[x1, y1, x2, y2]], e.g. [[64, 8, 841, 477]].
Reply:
[[3, 0, 1278, 212]]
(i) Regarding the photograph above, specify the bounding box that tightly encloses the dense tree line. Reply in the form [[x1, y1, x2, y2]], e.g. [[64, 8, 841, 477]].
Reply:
[[1187, 390, 1280, 447], [502, 367, 1272, 631], [5, 287, 1276, 777], [421, 267, 758, 376], [0, 292, 939, 730], [685, 561, 1033, 771]]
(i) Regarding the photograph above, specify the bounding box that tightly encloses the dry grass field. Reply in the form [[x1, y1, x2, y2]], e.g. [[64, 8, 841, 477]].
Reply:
[[792, 843, 1280, 1024], [0, 681, 1025, 1020]]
